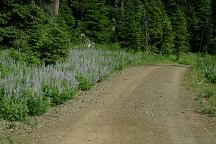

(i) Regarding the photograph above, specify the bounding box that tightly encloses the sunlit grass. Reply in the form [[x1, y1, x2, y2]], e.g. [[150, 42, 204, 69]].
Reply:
[[184, 54, 216, 117]]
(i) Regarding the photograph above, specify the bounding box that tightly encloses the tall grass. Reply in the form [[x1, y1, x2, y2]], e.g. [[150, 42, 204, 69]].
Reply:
[[182, 54, 216, 117], [0, 48, 138, 121], [201, 56, 216, 84]]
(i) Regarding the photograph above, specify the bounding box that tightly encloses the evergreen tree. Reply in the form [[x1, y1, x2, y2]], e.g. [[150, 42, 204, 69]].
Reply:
[[71, 0, 112, 43], [141, 0, 174, 54], [116, 0, 143, 50], [209, 0, 216, 54], [59, 0, 76, 40], [187, 0, 212, 53], [171, 9, 189, 54]]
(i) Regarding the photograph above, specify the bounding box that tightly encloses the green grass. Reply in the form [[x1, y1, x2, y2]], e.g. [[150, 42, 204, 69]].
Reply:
[[183, 54, 216, 117], [177, 53, 199, 65]]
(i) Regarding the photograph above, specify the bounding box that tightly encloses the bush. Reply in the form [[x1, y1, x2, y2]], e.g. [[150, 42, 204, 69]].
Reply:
[[0, 98, 28, 121], [27, 97, 49, 116], [43, 82, 76, 106], [76, 75, 93, 91], [22, 90, 49, 116], [205, 71, 216, 84]]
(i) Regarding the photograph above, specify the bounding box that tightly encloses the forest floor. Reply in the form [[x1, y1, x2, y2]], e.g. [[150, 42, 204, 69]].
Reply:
[[1, 65, 216, 144]]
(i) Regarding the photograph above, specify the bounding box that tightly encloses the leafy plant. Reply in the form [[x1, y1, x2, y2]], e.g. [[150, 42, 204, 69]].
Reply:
[[0, 98, 28, 121], [76, 75, 93, 91], [0, 47, 139, 121], [42, 82, 75, 106], [27, 97, 49, 116]]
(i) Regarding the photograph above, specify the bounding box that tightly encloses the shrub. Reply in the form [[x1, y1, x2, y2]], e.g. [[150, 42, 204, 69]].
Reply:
[[8, 49, 40, 64], [43, 83, 76, 106], [0, 98, 28, 121], [27, 98, 49, 116], [76, 75, 93, 91], [22, 90, 49, 116]]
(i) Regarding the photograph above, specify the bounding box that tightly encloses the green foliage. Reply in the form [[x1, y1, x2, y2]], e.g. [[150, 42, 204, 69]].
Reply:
[[177, 53, 198, 65], [0, 63, 12, 78], [43, 83, 75, 106], [59, 0, 75, 27], [1, 2, 70, 64], [187, 54, 216, 117], [8, 49, 40, 64], [0, 98, 28, 121], [203, 88, 215, 98], [202, 56, 216, 83], [171, 9, 189, 54], [134, 52, 176, 65], [0, 3, 49, 48], [27, 97, 49, 116], [187, 0, 212, 53], [59, 0, 76, 40], [76, 75, 93, 91], [116, 0, 143, 50], [23, 90, 49, 116], [72, 0, 112, 43], [141, 0, 174, 54], [209, 0, 216, 54]]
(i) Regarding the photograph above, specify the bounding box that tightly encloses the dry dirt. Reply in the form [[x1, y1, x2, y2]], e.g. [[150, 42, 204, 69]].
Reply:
[[1, 65, 216, 144]]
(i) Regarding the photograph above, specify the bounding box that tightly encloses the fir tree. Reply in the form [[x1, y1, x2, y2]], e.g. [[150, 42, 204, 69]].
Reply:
[[141, 0, 174, 54], [171, 9, 189, 54], [209, 0, 216, 54], [71, 0, 112, 43], [116, 0, 143, 50], [187, 0, 212, 53]]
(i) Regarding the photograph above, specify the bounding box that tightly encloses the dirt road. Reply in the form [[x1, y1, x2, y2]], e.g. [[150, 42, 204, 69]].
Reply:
[[22, 65, 216, 144]]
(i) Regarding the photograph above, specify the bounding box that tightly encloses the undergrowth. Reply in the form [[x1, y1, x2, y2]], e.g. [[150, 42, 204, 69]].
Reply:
[[0, 46, 138, 121], [1, 46, 215, 121], [181, 54, 216, 117]]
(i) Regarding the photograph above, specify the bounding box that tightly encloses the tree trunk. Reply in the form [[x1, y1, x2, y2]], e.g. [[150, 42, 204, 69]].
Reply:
[[53, 0, 60, 16]]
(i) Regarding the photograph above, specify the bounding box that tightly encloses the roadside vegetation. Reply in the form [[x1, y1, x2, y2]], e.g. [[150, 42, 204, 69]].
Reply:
[[0, 45, 140, 121], [1, 0, 216, 122], [178, 54, 216, 117]]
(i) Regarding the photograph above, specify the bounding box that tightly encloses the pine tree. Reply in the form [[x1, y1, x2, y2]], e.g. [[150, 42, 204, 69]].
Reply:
[[71, 0, 112, 43], [140, 0, 174, 54], [59, 0, 76, 39], [116, 0, 143, 50], [187, 0, 212, 53], [171, 9, 189, 54], [209, 0, 216, 54]]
